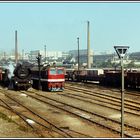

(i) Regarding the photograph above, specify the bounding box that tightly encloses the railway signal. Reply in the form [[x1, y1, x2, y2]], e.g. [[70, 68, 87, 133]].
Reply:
[[114, 46, 129, 59], [36, 53, 41, 64], [114, 46, 129, 138]]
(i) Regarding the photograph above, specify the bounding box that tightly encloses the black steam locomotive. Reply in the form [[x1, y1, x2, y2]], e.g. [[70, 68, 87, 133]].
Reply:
[[8, 62, 32, 90]]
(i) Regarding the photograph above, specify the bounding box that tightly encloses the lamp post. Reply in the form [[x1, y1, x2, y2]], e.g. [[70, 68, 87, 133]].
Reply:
[[44, 45, 46, 63], [114, 46, 129, 138], [77, 37, 80, 73], [15, 30, 18, 64]]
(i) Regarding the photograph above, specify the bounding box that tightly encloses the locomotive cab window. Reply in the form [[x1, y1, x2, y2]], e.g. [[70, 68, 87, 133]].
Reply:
[[50, 68, 56, 75], [57, 69, 64, 74]]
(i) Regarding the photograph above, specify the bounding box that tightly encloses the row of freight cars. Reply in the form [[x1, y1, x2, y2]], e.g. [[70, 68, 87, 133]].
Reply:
[[0, 62, 65, 91], [65, 68, 140, 89]]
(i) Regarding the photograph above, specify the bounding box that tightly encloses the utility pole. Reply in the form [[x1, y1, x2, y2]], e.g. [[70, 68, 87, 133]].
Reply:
[[15, 30, 18, 64], [77, 37, 80, 73], [87, 21, 91, 69], [44, 45, 46, 62]]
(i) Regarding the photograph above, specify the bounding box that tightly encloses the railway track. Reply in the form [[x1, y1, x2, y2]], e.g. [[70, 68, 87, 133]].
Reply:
[[0, 88, 94, 138], [18, 91, 102, 138], [65, 83, 140, 136], [1, 89, 121, 137], [63, 89, 140, 117], [1, 84, 140, 137], [65, 84, 140, 118], [0, 100, 50, 138], [0, 89, 73, 138], [66, 81, 140, 98], [17, 90, 140, 137], [65, 83, 140, 112]]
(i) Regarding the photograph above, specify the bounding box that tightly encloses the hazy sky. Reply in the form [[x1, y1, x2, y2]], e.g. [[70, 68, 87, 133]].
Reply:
[[0, 2, 140, 54]]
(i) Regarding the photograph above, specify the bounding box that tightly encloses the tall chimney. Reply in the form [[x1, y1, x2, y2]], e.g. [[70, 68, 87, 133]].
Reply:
[[15, 30, 18, 64], [87, 21, 91, 68]]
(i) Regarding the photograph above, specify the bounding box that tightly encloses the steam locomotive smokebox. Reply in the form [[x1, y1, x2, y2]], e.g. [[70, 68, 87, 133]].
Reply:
[[11, 63, 32, 90]]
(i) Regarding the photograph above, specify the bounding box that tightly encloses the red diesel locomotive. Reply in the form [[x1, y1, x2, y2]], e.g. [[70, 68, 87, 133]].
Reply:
[[31, 65, 65, 91]]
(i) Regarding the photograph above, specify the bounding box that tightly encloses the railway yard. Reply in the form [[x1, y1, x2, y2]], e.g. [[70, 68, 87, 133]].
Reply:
[[0, 82, 140, 138], [1, 2, 140, 139]]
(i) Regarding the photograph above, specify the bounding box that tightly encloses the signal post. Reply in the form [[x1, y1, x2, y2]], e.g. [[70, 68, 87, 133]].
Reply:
[[114, 46, 129, 138]]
